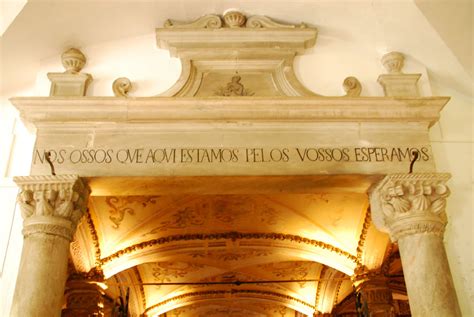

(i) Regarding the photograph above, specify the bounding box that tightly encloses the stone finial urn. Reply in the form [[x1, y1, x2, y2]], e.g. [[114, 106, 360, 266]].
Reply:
[[61, 48, 86, 73], [381, 51, 405, 74]]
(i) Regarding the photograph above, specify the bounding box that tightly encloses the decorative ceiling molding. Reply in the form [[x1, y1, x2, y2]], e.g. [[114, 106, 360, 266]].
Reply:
[[113, 267, 145, 316], [355, 207, 372, 266], [99, 232, 357, 276], [332, 279, 343, 307], [133, 267, 147, 310], [143, 289, 316, 316], [316, 268, 346, 313], [85, 209, 102, 267], [314, 265, 328, 310], [70, 210, 101, 273]]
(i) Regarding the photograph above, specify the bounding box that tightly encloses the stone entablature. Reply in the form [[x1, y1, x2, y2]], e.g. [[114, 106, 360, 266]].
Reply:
[[11, 11, 446, 178], [12, 96, 447, 177]]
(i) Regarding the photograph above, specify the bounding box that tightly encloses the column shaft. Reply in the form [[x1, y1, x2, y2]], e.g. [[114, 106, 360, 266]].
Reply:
[[398, 234, 461, 316], [11, 233, 70, 317]]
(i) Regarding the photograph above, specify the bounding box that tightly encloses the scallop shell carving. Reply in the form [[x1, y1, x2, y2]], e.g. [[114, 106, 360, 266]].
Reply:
[[223, 11, 246, 28]]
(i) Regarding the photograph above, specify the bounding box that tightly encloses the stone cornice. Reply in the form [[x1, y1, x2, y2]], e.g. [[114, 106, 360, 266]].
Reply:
[[10, 96, 449, 128], [156, 27, 317, 55], [369, 173, 451, 241], [158, 12, 316, 57]]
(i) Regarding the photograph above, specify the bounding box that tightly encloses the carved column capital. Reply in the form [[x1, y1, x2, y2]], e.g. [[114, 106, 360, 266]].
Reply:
[[370, 173, 450, 241], [14, 175, 90, 241]]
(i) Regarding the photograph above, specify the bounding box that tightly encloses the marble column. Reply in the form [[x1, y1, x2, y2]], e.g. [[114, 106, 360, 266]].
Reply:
[[11, 175, 90, 317], [370, 173, 461, 317], [353, 273, 394, 317]]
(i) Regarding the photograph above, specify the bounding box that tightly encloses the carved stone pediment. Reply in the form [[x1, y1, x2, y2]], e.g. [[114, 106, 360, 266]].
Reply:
[[155, 11, 360, 97]]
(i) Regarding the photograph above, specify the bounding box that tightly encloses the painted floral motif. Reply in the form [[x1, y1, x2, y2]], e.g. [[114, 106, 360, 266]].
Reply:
[[145, 207, 206, 235], [150, 261, 204, 289], [143, 196, 278, 236], [189, 248, 272, 262], [106, 196, 158, 229], [258, 261, 311, 288]]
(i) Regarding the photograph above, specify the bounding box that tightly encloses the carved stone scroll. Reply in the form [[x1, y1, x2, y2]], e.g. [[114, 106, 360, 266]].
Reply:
[[246, 15, 304, 28], [164, 14, 222, 29], [163, 12, 302, 29], [112, 77, 132, 97], [343, 76, 362, 97]]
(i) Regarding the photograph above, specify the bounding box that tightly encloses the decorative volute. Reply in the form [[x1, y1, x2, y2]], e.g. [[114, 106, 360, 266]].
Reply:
[[156, 12, 360, 97]]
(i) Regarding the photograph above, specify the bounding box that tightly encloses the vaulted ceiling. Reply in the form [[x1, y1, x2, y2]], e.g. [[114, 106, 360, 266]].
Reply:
[[69, 175, 393, 316]]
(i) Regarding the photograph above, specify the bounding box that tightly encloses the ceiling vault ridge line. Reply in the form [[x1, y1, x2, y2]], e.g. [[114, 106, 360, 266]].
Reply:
[[143, 288, 318, 315], [106, 276, 353, 287], [333, 279, 344, 307], [99, 231, 357, 265], [355, 206, 372, 266], [85, 208, 102, 268], [133, 267, 147, 310], [314, 265, 328, 309]]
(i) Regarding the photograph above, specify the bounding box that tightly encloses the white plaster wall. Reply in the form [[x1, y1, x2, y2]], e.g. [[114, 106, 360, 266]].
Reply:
[[429, 81, 473, 316], [0, 92, 35, 317], [0, 27, 472, 317]]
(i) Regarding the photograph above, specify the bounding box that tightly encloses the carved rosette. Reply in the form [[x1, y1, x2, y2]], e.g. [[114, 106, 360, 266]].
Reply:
[[14, 175, 90, 241], [371, 173, 450, 241]]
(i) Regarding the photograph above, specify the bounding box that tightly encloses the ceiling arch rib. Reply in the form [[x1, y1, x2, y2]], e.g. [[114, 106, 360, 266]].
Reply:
[[108, 257, 354, 316], [99, 231, 358, 278], [144, 289, 316, 316]]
